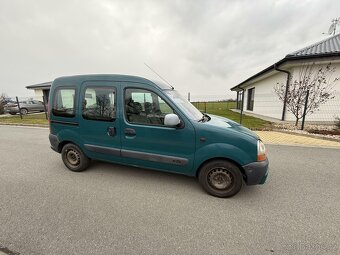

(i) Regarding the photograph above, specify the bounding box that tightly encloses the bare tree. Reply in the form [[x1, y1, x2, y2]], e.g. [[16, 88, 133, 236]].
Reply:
[[0, 92, 8, 115], [274, 63, 339, 126]]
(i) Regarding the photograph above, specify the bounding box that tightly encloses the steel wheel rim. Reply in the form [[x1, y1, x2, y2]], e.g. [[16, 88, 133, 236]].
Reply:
[[66, 149, 80, 166], [208, 167, 233, 190]]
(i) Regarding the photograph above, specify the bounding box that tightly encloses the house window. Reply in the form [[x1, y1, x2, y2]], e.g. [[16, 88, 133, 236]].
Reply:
[[236, 91, 243, 110], [247, 88, 255, 111]]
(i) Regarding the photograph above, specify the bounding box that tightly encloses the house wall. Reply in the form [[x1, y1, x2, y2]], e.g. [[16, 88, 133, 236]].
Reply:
[[242, 61, 340, 123], [286, 62, 340, 122], [243, 72, 287, 120]]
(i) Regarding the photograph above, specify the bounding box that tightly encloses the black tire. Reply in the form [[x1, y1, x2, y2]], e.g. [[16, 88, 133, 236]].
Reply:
[[20, 108, 28, 115], [61, 143, 90, 172], [198, 160, 243, 198]]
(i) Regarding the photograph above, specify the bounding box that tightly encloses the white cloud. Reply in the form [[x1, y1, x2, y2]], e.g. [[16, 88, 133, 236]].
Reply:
[[0, 0, 339, 97]]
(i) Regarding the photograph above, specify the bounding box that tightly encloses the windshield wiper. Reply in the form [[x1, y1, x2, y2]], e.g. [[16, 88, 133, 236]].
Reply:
[[198, 113, 211, 122]]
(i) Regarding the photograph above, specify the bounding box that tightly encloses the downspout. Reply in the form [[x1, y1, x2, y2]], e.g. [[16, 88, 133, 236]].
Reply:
[[274, 64, 291, 121]]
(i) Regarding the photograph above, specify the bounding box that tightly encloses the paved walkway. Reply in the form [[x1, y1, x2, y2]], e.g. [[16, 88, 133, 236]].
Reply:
[[256, 131, 340, 148]]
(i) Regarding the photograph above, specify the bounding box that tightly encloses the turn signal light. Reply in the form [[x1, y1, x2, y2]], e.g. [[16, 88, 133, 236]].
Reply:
[[257, 140, 266, 161]]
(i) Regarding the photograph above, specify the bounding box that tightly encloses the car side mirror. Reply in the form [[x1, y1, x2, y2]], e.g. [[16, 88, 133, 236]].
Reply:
[[164, 113, 180, 127]]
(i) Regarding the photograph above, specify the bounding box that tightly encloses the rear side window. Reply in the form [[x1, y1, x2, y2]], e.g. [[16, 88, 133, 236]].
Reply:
[[82, 87, 116, 121], [52, 88, 76, 117]]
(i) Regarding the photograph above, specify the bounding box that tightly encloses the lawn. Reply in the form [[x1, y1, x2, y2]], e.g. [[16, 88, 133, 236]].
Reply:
[[192, 101, 272, 130], [0, 113, 48, 126], [0, 102, 272, 130]]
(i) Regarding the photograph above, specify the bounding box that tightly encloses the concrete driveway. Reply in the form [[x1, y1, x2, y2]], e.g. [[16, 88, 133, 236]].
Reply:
[[0, 126, 339, 255]]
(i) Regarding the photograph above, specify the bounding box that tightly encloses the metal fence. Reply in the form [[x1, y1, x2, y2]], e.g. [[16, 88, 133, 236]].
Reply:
[[2, 91, 340, 132], [238, 91, 340, 130], [188, 92, 340, 131], [1, 95, 48, 119]]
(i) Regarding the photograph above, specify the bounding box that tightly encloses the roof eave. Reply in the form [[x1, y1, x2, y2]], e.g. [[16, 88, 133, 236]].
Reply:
[[230, 52, 340, 91], [26, 82, 53, 90]]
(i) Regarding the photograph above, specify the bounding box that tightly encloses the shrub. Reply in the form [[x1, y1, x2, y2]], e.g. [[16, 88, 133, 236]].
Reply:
[[335, 117, 340, 130]]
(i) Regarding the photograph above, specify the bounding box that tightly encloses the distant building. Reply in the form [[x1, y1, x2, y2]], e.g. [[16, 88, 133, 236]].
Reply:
[[231, 33, 340, 123], [26, 82, 52, 102]]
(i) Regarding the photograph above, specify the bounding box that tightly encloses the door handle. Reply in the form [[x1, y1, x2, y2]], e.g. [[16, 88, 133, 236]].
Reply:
[[107, 127, 116, 137], [124, 128, 136, 136]]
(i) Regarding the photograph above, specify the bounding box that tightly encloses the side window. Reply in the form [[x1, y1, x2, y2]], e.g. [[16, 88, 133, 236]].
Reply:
[[33, 100, 43, 105], [52, 88, 76, 117], [125, 88, 174, 125], [82, 87, 116, 121], [247, 88, 255, 111]]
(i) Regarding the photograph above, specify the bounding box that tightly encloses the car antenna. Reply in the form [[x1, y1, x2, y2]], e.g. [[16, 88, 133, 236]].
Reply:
[[144, 62, 174, 90]]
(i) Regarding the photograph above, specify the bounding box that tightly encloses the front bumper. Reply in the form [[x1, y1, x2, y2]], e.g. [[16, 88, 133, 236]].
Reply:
[[243, 158, 269, 185], [4, 108, 19, 114]]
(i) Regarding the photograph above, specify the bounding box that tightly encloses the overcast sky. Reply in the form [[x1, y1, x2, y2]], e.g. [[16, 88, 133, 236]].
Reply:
[[1, 0, 340, 98]]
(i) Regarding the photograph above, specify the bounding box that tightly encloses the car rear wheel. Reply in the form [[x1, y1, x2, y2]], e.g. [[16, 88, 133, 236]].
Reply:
[[61, 143, 90, 172], [20, 108, 28, 115], [198, 160, 243, 198]]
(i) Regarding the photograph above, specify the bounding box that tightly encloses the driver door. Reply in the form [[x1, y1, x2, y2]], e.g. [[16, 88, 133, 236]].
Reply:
[[120, 85, 195, 174]]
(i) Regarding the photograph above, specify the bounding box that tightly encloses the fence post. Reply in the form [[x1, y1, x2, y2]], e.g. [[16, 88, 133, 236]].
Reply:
[[188, 92, 190, 102], [301, 90, 310, 130], [42, 96, 48, 120], [16, 96, 22, 119], [204, 102, 207, 113]]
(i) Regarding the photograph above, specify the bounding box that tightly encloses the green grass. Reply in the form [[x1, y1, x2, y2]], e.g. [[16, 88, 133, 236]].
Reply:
[[0, 113, 48, 125], [0, 102, 272, 130], [192, 101, 272, 130]]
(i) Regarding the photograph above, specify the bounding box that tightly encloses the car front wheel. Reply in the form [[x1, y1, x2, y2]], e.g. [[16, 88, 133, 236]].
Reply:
[[198, 160, 243, 198], [20, 108, 28, 115], [61, 143, 90, 172]]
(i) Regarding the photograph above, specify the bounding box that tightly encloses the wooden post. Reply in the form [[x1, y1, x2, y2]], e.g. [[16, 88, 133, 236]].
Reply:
[[16, 96, 22, 119], [42, 96, 48, 120]]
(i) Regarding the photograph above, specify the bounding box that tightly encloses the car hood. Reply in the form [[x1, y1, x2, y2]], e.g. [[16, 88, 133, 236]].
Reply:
[[206, 114, 259, 140]]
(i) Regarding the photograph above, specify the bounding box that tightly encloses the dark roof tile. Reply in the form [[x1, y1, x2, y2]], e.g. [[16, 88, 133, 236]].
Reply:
[[287, 33, 340, 57]]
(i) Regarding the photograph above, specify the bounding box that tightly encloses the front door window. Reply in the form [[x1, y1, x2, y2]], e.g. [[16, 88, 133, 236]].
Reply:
[[124, 88, 174, 125]]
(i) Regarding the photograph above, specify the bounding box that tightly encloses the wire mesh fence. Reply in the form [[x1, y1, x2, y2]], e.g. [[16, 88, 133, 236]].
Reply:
[[189, 94, 237, 112], [1, 91, 340, 134], [188, 92, 340, 132], [0, 95, 48, 119]]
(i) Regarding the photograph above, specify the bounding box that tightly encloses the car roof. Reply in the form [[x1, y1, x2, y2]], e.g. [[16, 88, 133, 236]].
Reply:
[[52, 74, 173, 90]]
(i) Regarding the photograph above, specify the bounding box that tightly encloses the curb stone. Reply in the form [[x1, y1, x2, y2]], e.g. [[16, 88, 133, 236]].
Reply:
[[273, 129, 340, 143], [0, 123, 48, 128]]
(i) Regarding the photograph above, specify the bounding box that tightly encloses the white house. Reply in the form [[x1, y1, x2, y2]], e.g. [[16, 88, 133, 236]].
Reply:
[[231, 33, 340, 123], [26, 82, 52, 102]]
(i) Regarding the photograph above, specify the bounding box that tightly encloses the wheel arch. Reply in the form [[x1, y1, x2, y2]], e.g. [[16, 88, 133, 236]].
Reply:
[[58, 140, 79, 153], [196, 157, 246, 181]]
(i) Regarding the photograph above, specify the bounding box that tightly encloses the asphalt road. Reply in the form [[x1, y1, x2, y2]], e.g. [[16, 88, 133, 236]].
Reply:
[[0, 126, 339, 255]]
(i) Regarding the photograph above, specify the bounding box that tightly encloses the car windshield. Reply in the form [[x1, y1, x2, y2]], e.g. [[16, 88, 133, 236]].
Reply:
[[164, 90, 203, 121]]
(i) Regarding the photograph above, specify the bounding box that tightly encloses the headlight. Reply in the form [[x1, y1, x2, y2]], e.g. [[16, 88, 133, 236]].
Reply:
[[257, 140, 266, 161]]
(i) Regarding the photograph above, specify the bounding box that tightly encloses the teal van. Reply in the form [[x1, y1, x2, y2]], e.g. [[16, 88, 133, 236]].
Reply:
[[49, 74, 268, 197]]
